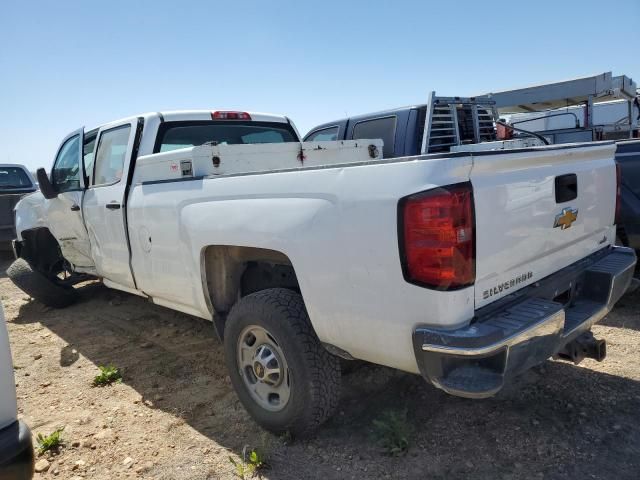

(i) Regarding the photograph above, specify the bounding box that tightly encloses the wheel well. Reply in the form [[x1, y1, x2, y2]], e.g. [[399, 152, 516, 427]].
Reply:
[[202, 246, 300, 338], [18, 228, 63, 273]]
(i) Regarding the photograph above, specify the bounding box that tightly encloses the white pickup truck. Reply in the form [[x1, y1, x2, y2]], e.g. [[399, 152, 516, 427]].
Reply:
[[8, 109, 636, 436]]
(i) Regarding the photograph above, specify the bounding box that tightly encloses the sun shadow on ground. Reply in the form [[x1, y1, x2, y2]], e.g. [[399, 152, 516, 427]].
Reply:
[[10, 283, 640, 479]]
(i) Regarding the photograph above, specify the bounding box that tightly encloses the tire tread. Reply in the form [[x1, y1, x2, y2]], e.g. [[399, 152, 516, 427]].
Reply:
[[225, 288, 340, 436], [7, 258, 77, 308]]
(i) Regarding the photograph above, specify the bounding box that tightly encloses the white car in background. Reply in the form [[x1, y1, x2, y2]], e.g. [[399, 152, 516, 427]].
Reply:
[[0, 304, 34, 479]]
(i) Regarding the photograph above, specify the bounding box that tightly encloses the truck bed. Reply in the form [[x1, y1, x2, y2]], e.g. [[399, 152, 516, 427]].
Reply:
[[126, 141, 619, 374]]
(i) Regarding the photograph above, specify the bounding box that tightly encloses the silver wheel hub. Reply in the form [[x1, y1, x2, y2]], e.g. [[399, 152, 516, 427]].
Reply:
[[237, 326, 290, 412]]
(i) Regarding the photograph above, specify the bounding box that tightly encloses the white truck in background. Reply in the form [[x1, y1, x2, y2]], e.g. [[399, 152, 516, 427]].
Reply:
[[0, 304, 34, 478], [7, 109, 636, 436]]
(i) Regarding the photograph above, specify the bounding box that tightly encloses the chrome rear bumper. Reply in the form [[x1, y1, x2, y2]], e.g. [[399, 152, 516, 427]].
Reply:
[[412, 246, 637, 398]]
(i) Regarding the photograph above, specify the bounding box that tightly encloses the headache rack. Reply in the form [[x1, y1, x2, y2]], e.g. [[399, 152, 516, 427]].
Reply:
[[421, 92, 498, 154]]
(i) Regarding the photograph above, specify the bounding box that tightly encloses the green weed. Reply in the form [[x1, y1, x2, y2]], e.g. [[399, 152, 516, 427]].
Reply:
[[372, 409, 411, 456], [229, 445, 268, 479], [36, 427, 64, 454], [92, 365, 122, 386]]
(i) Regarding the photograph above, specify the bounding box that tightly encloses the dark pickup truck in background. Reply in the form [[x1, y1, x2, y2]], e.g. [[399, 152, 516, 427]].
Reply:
[[0, 165, 37, 246], [615, 140, 640, 248], [303, 102, 495, 158], [306, 74, 640, 252]]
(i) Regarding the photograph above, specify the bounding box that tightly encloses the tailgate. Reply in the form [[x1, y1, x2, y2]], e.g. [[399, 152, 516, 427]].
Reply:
[[471, 143, 617, 308]]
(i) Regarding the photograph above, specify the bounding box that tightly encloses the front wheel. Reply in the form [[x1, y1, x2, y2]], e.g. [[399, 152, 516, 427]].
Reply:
[[224, 288, 341, 437], [7, 258, 77, 308]]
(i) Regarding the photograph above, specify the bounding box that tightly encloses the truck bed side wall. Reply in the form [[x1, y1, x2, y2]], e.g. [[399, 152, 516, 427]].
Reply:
[[127, 156, 474, 373]]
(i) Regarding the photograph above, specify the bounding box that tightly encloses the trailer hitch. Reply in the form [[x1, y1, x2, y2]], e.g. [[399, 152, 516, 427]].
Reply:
[[554, 331, 606, 365]]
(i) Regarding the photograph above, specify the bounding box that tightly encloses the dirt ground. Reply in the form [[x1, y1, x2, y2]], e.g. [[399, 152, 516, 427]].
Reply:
[[1, 251, 639, 480]]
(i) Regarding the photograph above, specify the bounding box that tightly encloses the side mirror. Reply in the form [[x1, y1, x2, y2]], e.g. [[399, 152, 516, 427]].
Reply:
[[36, 168, 58, 199]]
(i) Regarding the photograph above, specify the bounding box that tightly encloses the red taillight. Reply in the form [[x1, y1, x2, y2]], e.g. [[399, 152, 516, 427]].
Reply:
[[399, 183, 475, 290], [211, 111, 251, 120], [615, 162, 622, 225]]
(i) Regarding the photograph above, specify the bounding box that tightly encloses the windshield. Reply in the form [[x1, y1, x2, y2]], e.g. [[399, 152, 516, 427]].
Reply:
[[0, 167, 33, 189], [155, 121, 298, 153]]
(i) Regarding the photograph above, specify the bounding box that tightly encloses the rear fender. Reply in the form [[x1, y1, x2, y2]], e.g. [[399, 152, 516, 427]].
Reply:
[[181, 196, 332, 325]]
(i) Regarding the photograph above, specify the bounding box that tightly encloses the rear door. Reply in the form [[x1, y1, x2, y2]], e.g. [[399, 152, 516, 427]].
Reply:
[[470, 143, 617, 308], [82, 119, 140, 289]]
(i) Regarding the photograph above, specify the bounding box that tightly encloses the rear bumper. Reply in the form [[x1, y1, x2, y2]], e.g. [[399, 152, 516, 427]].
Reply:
[[413, 246, 637, 398], [0, 420, 34, 480]]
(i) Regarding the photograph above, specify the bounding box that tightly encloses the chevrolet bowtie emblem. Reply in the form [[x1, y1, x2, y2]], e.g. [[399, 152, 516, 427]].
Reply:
[[554, 207, 578, 230]]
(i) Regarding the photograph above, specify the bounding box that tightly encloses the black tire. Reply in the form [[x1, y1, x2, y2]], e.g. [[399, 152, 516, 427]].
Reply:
[[7, 258, 77, 308], [224, 288, 341, 437]]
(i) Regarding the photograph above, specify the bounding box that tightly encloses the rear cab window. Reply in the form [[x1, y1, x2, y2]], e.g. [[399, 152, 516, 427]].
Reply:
[[154, 121, 299, 153], [0, 166, 33, 192]]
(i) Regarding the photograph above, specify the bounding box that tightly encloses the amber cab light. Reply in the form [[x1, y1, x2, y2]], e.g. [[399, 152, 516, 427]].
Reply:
[[399, 183, 475, 290], [211, 111, 252, 120]]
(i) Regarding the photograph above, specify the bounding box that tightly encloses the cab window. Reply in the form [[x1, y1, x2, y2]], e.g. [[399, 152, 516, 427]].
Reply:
[[306, 126, 339, 142], [352, 116, 396, 158], [155, 121, 298, 153], [93, 125, 131, 186], [52, 135, 81, 192], [0, 167, 32, 190]]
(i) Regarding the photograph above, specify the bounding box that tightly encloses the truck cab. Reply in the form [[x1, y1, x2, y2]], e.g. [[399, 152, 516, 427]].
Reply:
[[304, 102, 496, 157], [304, 106, 420, 158], [13, 111, 300, 294]]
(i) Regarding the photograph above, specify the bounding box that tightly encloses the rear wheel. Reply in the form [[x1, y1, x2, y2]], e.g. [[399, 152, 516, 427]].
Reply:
[[224, 288, 341, 437], [7, 258, 77, 308]]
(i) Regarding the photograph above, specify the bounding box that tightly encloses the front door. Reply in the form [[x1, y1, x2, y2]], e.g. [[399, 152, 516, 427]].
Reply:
[[82, 121, 137, 289], [45, 129, 95, 270]]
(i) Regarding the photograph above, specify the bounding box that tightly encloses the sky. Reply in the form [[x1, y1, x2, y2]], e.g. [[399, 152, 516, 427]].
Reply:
[[1, 0, 639, 171]]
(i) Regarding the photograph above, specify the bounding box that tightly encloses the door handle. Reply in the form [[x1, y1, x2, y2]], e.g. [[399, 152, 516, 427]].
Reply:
[[105, 203, 121, 210], [70, 204, 80, 211], [555, 174, 578, 203]]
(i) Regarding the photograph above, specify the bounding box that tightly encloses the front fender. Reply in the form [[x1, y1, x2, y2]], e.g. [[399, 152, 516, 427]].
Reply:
[[14, 191, 47, 241]]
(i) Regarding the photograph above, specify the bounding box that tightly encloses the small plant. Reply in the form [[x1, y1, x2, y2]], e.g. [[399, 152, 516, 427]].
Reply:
[[372, 409, 410, 456], [36, 427, 64, 454], [92, 365, 122, 386], [228, 445, 268, 479]]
